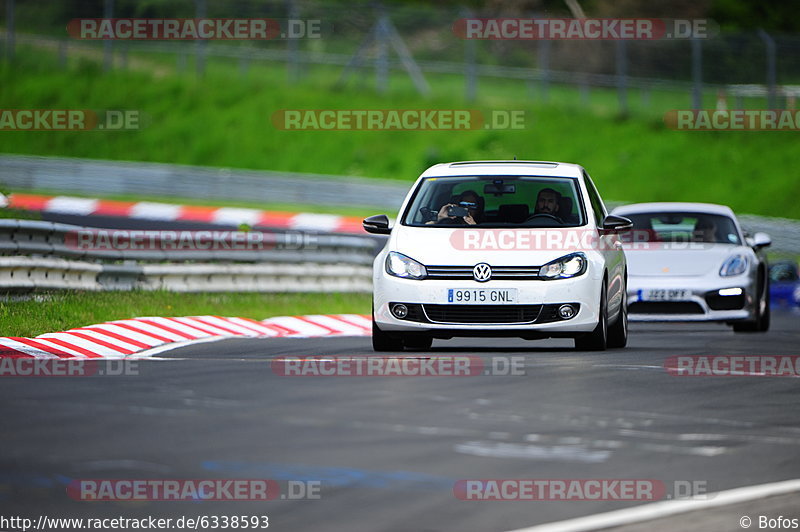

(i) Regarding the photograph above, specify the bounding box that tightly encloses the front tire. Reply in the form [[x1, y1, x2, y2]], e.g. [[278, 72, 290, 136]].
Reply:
[[733, 274, 770, 333], [575, 283, 608, 351], [607, 283, 628, 349], [372, 319, 404, 351], [402, 334, 433, 350]]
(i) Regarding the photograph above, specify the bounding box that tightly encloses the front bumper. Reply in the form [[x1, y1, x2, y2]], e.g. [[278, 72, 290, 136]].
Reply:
[[627, 274, 756, 322], [373, 271, 602, 334]]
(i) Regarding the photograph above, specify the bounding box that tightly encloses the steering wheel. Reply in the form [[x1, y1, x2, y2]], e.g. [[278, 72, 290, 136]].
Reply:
[[524, 213, 562, 223]]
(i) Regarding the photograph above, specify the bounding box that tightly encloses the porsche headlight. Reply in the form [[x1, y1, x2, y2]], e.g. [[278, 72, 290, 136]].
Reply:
[[720, 254, 748, 277], [386, 252, 427, 280], [540, 253, 587, 280]]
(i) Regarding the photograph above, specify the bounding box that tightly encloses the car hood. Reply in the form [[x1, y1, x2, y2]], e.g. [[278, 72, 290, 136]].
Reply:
[[392, 226, 586, 266], [623, 243, 748, 277]]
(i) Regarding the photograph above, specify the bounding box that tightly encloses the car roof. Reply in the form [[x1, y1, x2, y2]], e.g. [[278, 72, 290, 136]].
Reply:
[[420, 160, 584, 179], [612, 202, 737, 218]]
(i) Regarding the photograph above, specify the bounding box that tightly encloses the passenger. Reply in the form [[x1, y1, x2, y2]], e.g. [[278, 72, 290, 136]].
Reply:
[[430, 190, 482, 225]]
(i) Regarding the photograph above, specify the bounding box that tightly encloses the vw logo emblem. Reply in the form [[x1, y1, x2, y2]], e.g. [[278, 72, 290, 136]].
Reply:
[[473, 263, 492, 282]]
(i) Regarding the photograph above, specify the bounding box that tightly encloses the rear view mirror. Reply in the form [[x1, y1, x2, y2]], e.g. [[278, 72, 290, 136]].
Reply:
[[484, 183, 516, 196]]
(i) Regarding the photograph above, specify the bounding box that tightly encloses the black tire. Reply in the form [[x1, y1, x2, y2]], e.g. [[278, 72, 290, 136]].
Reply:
[[575, 283, 608, 351], [733, 273, 770, 333], [758, 280, 771, 332], [372, 319, 404, 351], [402, 334, 433, 350], [607, 281, 628, 349]]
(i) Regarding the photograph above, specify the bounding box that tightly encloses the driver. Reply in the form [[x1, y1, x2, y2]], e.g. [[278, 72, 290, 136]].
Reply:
[[430, 190, 482, 225], [534, 188, 562, 219], [692, 217, 718, 243]]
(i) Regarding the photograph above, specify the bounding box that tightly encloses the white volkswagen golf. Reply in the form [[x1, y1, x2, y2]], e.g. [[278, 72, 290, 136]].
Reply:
[[363, 160, 632, 351]]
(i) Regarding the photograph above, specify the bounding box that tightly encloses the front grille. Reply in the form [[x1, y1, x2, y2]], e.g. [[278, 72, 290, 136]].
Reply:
[[426, 265, 541, 281], [705, 292, 746, 310], [628, 301, 705, 315], [422, 304, 542, 324]]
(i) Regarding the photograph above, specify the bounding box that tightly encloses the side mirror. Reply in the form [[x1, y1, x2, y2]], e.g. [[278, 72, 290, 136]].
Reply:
[[362, 214, 391, 235], [600, 214, 633, 234], [752, 232, 771, 249]]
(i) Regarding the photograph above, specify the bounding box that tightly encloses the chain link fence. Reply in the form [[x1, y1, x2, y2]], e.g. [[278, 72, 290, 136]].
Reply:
[[3, 0, 800, 113]]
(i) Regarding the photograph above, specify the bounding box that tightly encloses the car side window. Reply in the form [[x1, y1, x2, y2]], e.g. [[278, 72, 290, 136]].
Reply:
[[582, 171, 606, 227]]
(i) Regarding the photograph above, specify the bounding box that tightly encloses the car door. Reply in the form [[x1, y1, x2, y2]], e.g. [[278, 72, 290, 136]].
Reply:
[[583, 171, 625, 317]]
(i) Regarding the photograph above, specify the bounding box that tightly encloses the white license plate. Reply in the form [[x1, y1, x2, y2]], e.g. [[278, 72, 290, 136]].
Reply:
[[447, 288, 518, 304], [640, 288, 692, 301]]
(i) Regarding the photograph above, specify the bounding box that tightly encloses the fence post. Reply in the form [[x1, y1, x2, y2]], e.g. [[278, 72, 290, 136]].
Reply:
[[4, 0, 14, 61], [579, 74, 589, 106], [58, 39, 68, 68], [537, 38, 550, 102], [374, 4, 389, 94], [615, 40, 628, 114], [103, 0, 114, 71], [195, 0, 207, 78], [757, 29, 777, 109], [287, 0, 299, 83], [461, 8, 476, 102], [691, 38, 702, 110]]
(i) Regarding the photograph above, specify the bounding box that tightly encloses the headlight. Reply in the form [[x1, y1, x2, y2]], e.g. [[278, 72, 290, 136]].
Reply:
[[540, 253, 587, 280], [386, 252, 427, 280], [720, 254, 748, 277]]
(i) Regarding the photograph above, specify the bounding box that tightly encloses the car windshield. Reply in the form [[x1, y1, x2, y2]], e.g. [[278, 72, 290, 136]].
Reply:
[[402, 175, 585, 227], [620, 212, 742, 245]]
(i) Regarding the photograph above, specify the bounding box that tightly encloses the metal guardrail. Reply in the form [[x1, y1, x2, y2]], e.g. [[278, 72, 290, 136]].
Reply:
[[4, 155, 800, 256], [0, 219, 376, 292], [0, 154, 410, 211]]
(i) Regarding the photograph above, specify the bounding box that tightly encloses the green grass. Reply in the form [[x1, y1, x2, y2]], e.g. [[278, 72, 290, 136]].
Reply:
[[0, 291, 372, 337], [1, 44, 800, 219]]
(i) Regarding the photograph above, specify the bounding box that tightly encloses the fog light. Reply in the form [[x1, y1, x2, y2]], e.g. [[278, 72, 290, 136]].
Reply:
[[392, 304, 409, 319], [718, 287, 743, 296], [558, 304, 576, 319]]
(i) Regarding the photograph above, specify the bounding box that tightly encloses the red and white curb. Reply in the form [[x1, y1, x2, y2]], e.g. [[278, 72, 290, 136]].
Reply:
[[7, 193, 366, 234], [0, 314, 371, 359]]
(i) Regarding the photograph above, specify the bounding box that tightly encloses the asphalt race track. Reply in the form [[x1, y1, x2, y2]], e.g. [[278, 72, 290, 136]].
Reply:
[[2, 311, 799, 532]]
